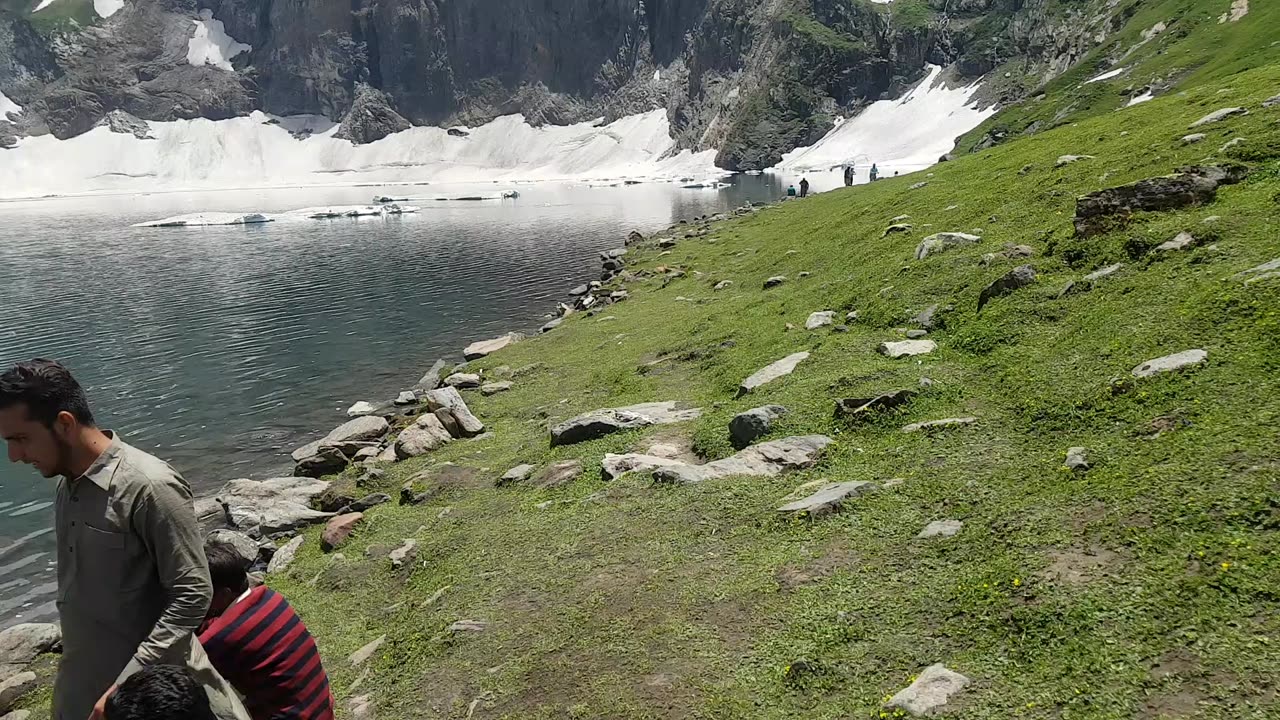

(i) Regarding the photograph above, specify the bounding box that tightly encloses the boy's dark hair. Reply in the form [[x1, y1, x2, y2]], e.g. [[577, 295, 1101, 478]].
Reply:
[[105, 665, 216, 720], [0, 359, 94, 427], [205, 541, 250, 593]]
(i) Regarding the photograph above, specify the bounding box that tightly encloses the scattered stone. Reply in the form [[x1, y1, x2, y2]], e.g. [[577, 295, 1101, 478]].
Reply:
[[349, 635, 385, 667], [348, 695, 374, 720], [653, 435, 833, 484], [207, 529, 260, 566], [798, 271, 812, 278], [1219, 137, 1247, 152], [0, 672, 37, 715], [1131, 349, 1208, 378], [1189, 107, 1247, 128], [1264, 93, 1280, 108], [1018, 164, 1034, 175], [444, 373, 481, 389], [878, 340, 937, 358], [738, 352, 811, 396], [846, 311, 859, 322], [415, 359, 448, 391], [267, 536, 305, 574], [764, 276, 787, 289], [713, 280, 733, 291], [902, 417, 978, 433], [909, 181, 928, 190], [882, 223, 913, 237], [346, 401, 376, 417], [1073, 164, 1248, 237], [480, 382, 512, 396], [1181, 133, 1206, 144], [550, 401, 702, 446], [196, 477, 334, 536], [393, 391, 417, 406], [834, 390, 915, 421], [1232, 257, 1280, 282], [532, 460, 583, 489], [832, 325, 849, 333], [884, 664, 970, 716], [496, 464, 536, 487], [343, 493, 391, 513], [917, 520, 964, 539], [776, 481, 875, 516], [424, 386, 485, 436], [1155, 230, 1197, 252], [292, 416, 390, 463], [448, 620, 487, 633], [601, 453, 687, 480], [394, 414, 454, 459], [321, 513, 364, 552], [905, 329, 928, 339], [1084, 263, 1124, 282], [388, 539, 418, 569], [805, 311, 834, 330], [1065, 447, 1090, 471], [540, 318, 563, 333], [915, 232, 981, 260], [1056, 154, 1095, 167], [0, 624, 61, 669], [977, 264, 1036, 311], [729, 405, 789, 449], [463, 332, 523, 361]]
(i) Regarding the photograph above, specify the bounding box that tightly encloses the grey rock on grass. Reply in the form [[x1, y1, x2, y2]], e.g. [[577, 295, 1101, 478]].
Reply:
[[805, 311, 834, 330], [1189, 107, 1247, 127], [533, 460, 583, 489], [425, 386, 485, 436], [1065, 447, 1090, 471], [1155, 231, 1197, 252], [550, 401, 702, 446], [601, 453, 687, 480], [764, 276, 787, 289], [977, 264, 1035, 311], [884, 663, 970, 716], [915, 232, 981, 260], [267, 536, 305, 574], [776, 481, 875, 516], [1131, 349, 1208, 377], [878, 340, 936, 358], [902, 417, 977, 433], [917, 520, 964, 538], [729, 405, 788, 449], [394, 414, 453, 459], [348, 635, 386, 667], [497, 464, 536, 487], [389, 539, 418, 569], [653, 435, 832, 484], [481, 381, 512, 396], [738, 352, 810, 396]]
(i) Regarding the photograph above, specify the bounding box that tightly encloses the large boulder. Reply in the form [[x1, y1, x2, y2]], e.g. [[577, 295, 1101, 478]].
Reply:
[[738, 352, 810, 396], [463, 333, 524, 361], [0, 623, 61, 681], [206, 529, 260, 566], [423, 386, 485, 436], [294, 445, 349, 478], [395, 414, 454, 459], [197, 477, 334, 536], [884, 664, 970, 716], [652, 435, 833, 484], [550, 401, 702, 446], [334, 84, 411, 144], [728, 405, 788, 449], [1073, 165, 1247, 237], [321, 513, 364, 552], [915, 232, 981, 260], [977, 265, 1036, 311], [292, 416, 390, 463], [415, 359, 449, 390]]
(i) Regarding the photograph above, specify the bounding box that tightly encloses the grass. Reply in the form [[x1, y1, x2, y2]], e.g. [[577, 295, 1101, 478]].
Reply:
[[0, 0, 97, 35], [266, 44, 1280, 719]]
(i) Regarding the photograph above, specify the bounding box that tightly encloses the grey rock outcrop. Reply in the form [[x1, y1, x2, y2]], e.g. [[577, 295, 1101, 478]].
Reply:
[[1189, 107, 1247, 128], [550, 401, 702, 446], [884, 664, 970, 716], [1131, 349, 1208, 378], [463, 333, 523, 360], [267, 536, 306, 574], [915, 232, 981, 260], [738, 352, 810, 396], [334, 84, 411, 144], [601, 453, 686, 480], [978, 265, 1036, 311], [292, 416, 390, 463], [729, 405, 788, 449], [395, 414, 453, 459], [776, 480, 875, 516], [424, 386, 485, 436], [652, 435, 833, 485], [1073, 165, 1248, 237], [878, 340, 936, 358], [197, 477, 334, 536]]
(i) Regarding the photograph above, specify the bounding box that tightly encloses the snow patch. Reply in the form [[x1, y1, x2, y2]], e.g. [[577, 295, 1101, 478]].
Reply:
[[187, 10, 251, 71], [1126, 91, 1155, 107], [0, 109, 722, 199], [0, 90, 21, 119], [1084, 67, 1125, 84], [31, 0, 57, 11], [134, 205, 422, 227], [773, 65, 996, 179], [94, 0, 123, 18]]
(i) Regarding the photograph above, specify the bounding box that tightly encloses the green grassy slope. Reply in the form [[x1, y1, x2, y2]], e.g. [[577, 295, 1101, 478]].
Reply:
[[270, 42, 1280, 718]]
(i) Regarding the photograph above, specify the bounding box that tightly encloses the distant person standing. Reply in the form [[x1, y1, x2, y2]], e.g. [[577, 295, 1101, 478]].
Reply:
[[787, 184, 797, 197], [870, 163, 880, 182], [0, 359, 248, 720], [843, 165, 854, 186], [799, 178, 810, 198]]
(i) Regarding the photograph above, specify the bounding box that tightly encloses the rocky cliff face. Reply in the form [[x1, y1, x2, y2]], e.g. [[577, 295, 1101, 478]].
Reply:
[[0, 0, 1124, 165]]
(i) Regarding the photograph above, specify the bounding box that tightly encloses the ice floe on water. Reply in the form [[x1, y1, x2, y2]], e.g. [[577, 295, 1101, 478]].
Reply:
[[133, 204, 421, 227], [771, 65, 996, 182]]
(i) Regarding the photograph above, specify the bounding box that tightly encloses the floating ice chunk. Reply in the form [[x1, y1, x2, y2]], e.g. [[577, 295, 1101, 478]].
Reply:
[[134, 212, 272, 227]]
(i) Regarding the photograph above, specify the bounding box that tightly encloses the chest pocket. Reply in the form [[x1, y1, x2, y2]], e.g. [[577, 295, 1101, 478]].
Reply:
[[74, 523, 135, 602]]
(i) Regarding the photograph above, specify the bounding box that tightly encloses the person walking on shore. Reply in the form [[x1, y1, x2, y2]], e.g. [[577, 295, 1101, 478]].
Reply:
[[0, 359, 248, 720], [799, 178, 810, 198], [869, 163, 880, 182]]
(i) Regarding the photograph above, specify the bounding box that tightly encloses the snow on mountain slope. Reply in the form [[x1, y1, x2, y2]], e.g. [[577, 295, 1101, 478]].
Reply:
[[0, 90, 20, 119], [0, 110, 719, 199], [93, 0, 123, 17], [187, 10, 251, 71], [773, 65, 995, 179]]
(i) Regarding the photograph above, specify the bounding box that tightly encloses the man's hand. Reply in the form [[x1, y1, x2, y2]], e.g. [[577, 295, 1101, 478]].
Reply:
[[89, 683, 117, 720]]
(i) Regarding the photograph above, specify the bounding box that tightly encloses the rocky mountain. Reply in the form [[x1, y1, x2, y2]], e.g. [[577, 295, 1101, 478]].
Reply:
[[0, 0, 1127, 167]]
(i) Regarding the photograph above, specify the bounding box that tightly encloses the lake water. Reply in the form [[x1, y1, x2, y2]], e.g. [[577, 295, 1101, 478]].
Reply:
[[0, 175, 797, 627]]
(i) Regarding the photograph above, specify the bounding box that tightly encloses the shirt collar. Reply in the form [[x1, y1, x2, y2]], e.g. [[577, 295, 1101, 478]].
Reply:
[[74, 430, 123, 491]]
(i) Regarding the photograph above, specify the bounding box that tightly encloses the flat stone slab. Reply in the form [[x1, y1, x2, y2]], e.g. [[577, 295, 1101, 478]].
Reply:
[[197, 477, 335, 535], [424, 386, 485, 436], [1132, 349, 1208, 377], [349, 635, 385, 667], [878, 340, 936, 358], [267, 536, 306, 574], [776, 481, 875, 516], [1083, 263, 1124, 282], [653, 435, 833, 485], [550, 401, 702, 446], [1189, 107, 1247, 127], [292, 416, 390, 463], [444, 373, 481, 389], [1065, 446, 1090, 471], [601, 453, 687, 480], [463, 332, 524, 360], [885, 663, 970, 716], [917, 520, 964, 539], [738, 352, 810, 396], [902, 417, 977, 433], [915, 232, 980, 260], [805, 311, 834, 330], [497, 464, 536, 487], [481, 381, 512, 396]]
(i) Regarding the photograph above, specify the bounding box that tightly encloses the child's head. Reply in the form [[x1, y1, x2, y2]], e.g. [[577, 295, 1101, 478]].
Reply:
[[105, 665, 216, 720], [204, 540, 250, 617]]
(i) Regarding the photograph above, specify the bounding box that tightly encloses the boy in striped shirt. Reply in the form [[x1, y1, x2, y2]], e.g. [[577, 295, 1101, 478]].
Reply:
[[199, 542, 336, 720]]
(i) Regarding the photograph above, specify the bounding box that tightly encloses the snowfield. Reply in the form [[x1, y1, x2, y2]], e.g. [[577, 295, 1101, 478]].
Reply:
[[187, 10, 252, 71], [0, 90, 20, 119]]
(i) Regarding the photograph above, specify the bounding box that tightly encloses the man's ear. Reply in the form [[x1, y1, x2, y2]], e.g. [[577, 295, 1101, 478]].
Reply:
[[52, 410, 79, 441]]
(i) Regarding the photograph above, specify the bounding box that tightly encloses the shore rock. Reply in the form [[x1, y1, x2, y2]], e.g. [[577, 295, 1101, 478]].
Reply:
[[805, 311, 834, 330], [1131, 349, 1208, 378], [295, 445, 349, 478], [198, 477, 334, 536], [292, 416, 390, 463], [346, 401, 376, 417], [776, 480, 875, 516], [0, 624, 61, 669], [395, 414, 453, 459], [424, 386, 485, 436], [1065, 446, 1090, 471], [915, 232, 981, 260], [550, 401, 702, 446], [978, 265, 1036, 311], [729, 405, 788, 449], [207, 529, 260, 565], [533, 460, 583, 489], [885, 664, 970, 716], [653, 435, 833, 485], [464, 332, 523, 360], [541, 318, 564, 333], [415, 359, 448, 391], [834, 390, 915, 421], [1073, 165, 1247, 237], [738, 352, 810, 396], [601, 453, 687, 480], [267, 536, 306, 574], [443, 373, 481, 389], [394, 391, 417, 406], [1189, 107, 1247, 128], [878, 340, 936, 358], [481, 382, 512, 396], [902, 417, 977, 433], [321, 513, 364, 552], [0, 672, 37, 715], [496, 464, 536, 487], [917, 520, 964, 538]]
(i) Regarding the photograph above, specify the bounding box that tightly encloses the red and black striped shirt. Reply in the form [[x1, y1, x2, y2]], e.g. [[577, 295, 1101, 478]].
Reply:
[[199, 586, 336, 720]]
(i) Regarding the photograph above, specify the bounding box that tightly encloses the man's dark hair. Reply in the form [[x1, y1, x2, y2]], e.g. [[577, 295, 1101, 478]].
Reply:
[[105, 665, 216, 720], [205, 541, 250, 593], [0, 359, 94, 427]]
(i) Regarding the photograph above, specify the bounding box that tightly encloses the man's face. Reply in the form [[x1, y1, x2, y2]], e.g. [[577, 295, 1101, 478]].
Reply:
[[0, 404, 73, 478]]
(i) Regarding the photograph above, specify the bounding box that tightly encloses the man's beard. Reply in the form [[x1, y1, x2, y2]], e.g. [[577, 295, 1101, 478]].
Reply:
[[45, 432, 75, 479]]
